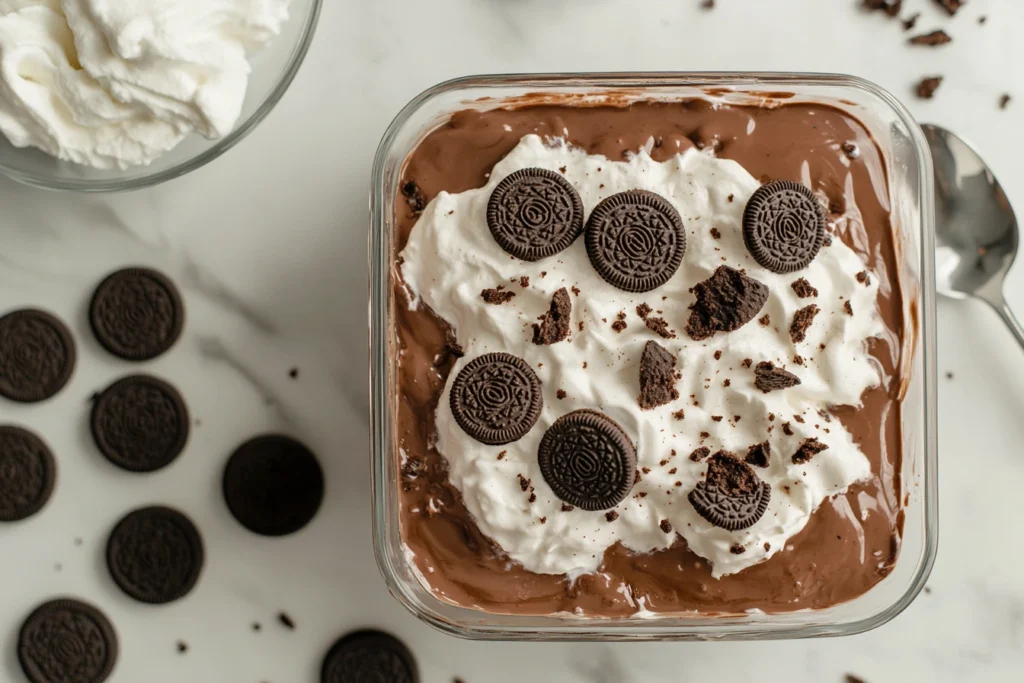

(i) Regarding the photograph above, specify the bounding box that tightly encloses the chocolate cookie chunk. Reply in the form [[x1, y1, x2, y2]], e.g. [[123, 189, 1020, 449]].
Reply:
[[223, 435, 324, 536], [743, 181, 826, 273], [18, 598, 118, 683], [754, 361, 801, 393], [321, 630, 419, 683], [532, 288, 571, 345], [449, 353, 543, 445], [792, 437, 829, 464], [790, 304, 820, 343], [91, 375, 189, 473], [90, 268, 184, 361], [487, 168, 584, 261], [585, 190, 686, 292], [745, 441, 771, 468], [686, 266, 769, 340], [538, 410, 637, 511], [106, 506, 204, 604], [688, 451, 771, 531], [0, 309, 76, 403], [638, 341, 679, 409], [0, 426, 57, 522]]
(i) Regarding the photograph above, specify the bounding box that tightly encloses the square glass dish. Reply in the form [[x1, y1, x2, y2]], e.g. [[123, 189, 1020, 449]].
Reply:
[[369, 73, 938, 640]]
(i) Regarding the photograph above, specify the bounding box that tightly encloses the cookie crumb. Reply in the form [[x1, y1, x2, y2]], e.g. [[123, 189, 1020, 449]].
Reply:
[[713, 350, 723, 360], [790, 304, 820, 343], [673, 409, 685, 420], [902, 12, 920, 30], [741, 358, 753, 368], [758, 314, 770, 327], [844, 300, 854, 316], [862, 0, 901, 17], [605, 511, 619, 522], [645, 316, 676, 339], [935, 0, 964, 17], [916, 76, 943, 99], [1000, 94, 1012, 110], [689, 446, 711, 462], [710, 227, 722, 239], [277, 612, 295, 630], [481, 287, 515, 305], [401, 180, 428, 214], [782, 422, 794, 436], [792, 437, 829, 464], [636, 303, 652, 319], [909, 30, 952, 46], [730, 544, 746, 555], [561, 503, 574, 512], [660, 519, 673, 533], [856, 270, 871, 285], [532, 288, 572, 344], [556, 389, 567, 400], [791, 278, 818, 298], [519, 276, 530, 288]]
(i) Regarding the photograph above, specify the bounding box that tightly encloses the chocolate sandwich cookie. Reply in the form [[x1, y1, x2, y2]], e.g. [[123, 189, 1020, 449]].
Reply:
[[89, 267, 184, 361], [538, 409, 637, 511], [106, 506, 204, 604], [688, 451, 771, 531], [0, 309, 76, 403], [0, 425, 57, 522], [585, 190, 686, 292], [743, 180, 826, 273], [91, 375, 189, 473], [321, 630, 419, 683], [449, 352, 543, 445], [18, 598, 118, 683], [487, 167, 584, 261], [223, 434, 324, 536]]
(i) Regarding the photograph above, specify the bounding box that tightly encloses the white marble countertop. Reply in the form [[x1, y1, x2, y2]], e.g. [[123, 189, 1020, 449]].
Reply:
[[2, 0, 1023, 681]]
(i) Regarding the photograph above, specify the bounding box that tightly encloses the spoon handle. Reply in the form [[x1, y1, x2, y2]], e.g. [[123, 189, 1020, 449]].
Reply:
[[988, 297, 1024, 352]]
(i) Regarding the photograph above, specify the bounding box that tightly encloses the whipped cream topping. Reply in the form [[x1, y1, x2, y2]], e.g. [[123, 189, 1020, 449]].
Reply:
[[401, 134, 884, 579], [0, 0, 290, 168]]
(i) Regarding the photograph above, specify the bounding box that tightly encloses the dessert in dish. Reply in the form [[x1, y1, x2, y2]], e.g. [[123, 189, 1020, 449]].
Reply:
[[393, 97, 906, 616]]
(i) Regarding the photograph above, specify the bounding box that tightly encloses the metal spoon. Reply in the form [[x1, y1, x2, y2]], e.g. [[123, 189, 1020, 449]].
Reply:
[[922, 123, 1024, 348]]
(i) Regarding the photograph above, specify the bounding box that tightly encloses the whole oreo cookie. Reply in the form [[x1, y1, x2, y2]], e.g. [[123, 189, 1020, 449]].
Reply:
[[487, 168, 584, 261], [743, 181, 826, 273], [0, 425, 57, 522], [688, 451, 771, 531], [91, 375, 189, 473], [18, 598, 118, 683], [449, 353, 543, 445], [321, 630, 419, 683], [89, 267, 184, 361], [223, 434, 324, 537], [585, 190, 686, 292], [538, 409, 637, 511], [106, 506, 204, 604], [0, 309, 76, 403]]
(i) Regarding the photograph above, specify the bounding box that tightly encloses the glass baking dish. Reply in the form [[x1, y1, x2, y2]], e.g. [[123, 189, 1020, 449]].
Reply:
[[369, 73, 937, 640]]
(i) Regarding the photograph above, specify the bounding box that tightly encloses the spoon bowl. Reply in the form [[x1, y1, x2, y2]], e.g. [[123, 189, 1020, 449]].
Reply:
[[923, 123, 1024, 346]]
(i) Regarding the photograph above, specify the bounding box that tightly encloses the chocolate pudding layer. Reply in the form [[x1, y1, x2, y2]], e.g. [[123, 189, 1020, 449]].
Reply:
[[392, 99, 905, 616]]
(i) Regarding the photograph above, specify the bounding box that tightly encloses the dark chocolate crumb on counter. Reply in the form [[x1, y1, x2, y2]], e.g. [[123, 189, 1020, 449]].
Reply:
[[689, 446, 711, 462], [791, 278, 818, 298], [845, 675, 868, 683], [701, 0, 714, 9], [936, 0, 964, 17], [979, 15, 987, 25], [909, 30, 952, 46], [902, 12, 920, 30], [790, 304, 820, 343], [792, 437, 829, 464], [916, 76, 943, 99], [605, 511, 619, 522], [278, 612, 295, 630], [533, 288, 572, 344], [863, 0, 902, 17], [1000, 94, 1012, 110], [946, 371, 954, 380], [288, 367, 299, 379], [177, 641, 188, 654], [401, 180, 428, 214], [844, 300, 854, 316], [481, 287, 515, 305]]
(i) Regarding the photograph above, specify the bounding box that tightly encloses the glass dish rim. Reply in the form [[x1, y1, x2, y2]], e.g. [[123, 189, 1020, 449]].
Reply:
[[0, 0, 323, 194], [369, 71, 939, 641]]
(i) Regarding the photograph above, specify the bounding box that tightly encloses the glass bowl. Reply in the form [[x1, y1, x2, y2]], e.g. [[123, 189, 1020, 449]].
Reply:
[[369, 73, 938, 640], [0, 0, 322, 192]]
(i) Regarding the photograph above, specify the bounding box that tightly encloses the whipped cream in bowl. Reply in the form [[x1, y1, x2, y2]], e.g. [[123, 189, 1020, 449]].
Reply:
[[0, 0, 321, 190]]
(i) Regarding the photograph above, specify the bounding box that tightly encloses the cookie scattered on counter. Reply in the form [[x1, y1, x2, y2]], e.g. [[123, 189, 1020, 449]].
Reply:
[[91, 375, 190, 473], [321, 630, 419, 683], [0, 425, 57, 522], [223, 434, 324, 536], [0, 308, 76, 403], [89, 267, 184, 361], [106, 506, 204, 604], [18, 598, 118, 683]]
